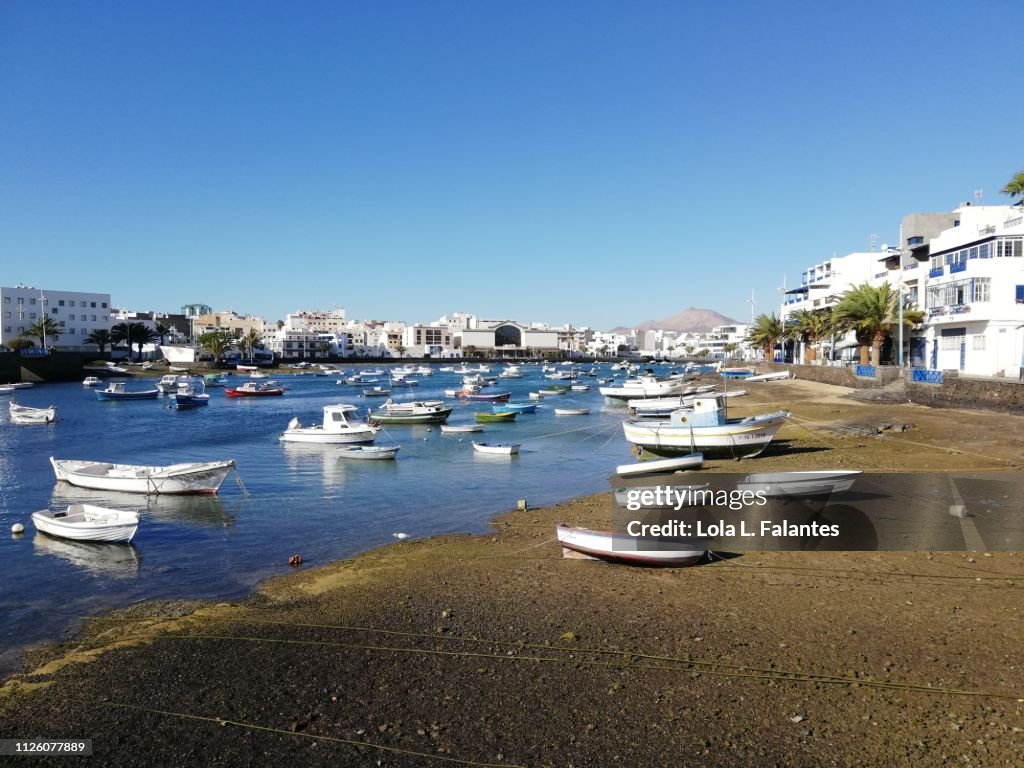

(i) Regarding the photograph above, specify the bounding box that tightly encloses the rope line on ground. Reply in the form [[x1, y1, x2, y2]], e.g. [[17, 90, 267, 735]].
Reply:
[[67, 697, 523, 768]]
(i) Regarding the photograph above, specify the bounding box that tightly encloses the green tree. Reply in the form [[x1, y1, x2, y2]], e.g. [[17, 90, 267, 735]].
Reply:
[[1000, 169, 1024, 204], [395, 344, 407, 358], [130, 325, 160, 360], [789, 308, 832, 364], [723, 343, 737, 359], [154, 322, 172, 345], [7, 338, 35, 351], [86, 328, 112, 353], [242, 328, 262, 363], [832, 283, 924, 366], [745, 313, 785, 361], [462, 345, 478, 359], [199, 331, 234, 361], [28, 316, 63, 347]]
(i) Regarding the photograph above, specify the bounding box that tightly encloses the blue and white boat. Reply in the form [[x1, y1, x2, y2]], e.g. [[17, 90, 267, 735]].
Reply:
[[171, 383, 210, 409], [95, 382, 160, 400], [491, 402, 538, 414]]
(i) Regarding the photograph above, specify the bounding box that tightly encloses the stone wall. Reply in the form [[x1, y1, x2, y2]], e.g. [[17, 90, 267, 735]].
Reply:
[[760, 362, 901, 389], [905, 374, 1024, 414]]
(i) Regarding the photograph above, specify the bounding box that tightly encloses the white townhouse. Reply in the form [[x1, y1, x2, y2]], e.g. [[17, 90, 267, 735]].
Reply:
[[0, 284, 112, 350], [916, 204, 1024, 376], [402, 324, 456, 358]]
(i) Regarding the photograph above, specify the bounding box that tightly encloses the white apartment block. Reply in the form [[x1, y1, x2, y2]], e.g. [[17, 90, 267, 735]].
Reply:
[[402, 324, 455, 357], [1, 284, 112, 349], [916, 204, 1024, 376], [285, 308, 347, 334]]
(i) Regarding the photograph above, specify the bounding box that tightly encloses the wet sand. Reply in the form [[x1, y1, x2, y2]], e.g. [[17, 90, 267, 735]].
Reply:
[[2, 378, 1023, 766]]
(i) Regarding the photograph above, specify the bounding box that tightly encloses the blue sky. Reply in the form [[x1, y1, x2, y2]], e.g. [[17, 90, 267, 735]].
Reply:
[[2, 1, 1021, 329]]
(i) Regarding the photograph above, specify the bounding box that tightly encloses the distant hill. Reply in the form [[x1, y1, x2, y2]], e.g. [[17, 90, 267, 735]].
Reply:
[[609, 307, 738, 334]]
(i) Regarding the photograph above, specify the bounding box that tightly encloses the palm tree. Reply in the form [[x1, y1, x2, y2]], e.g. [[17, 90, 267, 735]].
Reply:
[[242, 328, 262, 363], [789, 309, 832, 364], [154, 322, 172, 345], [199, 331, 233, 362], [86, 328, 112, 354], [1000, 169, 1024, 205], [28, 316, 63, 347], [129, 324, 160, 361], [745, 313, 784, 361], [723, 342, 737, 359], [832, 282, 924, 366], [395, 344, 407, 359], [110, 322, 137, 353]]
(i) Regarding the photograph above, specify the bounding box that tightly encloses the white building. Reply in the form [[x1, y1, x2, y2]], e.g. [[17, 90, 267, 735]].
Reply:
[[917, 204, 1024, 376], [285, 308, 348, 334], [1, 284, 112, 350], [402, 324, 456, 358], [456, 319, 560, 358]]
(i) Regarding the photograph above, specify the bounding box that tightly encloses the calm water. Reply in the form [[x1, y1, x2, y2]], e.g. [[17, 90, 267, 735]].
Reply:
[[0, 366, 636, 675]]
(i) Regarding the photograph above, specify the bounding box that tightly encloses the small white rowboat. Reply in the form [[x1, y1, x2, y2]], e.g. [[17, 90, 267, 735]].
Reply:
[[32, 504, 140, 543], [556, 524, 705, 567], [337, 445, 400, 460], [616, 452, 704, 477], [554, 407, 590, 416], [10, 402, 58, 424], [472, 442, 520, 455], [440, 424, 484, 433]]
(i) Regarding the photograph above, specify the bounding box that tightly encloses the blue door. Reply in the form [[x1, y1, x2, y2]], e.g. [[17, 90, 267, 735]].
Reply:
[[930, 340, 937, 369], [959, 339, 966, 371]]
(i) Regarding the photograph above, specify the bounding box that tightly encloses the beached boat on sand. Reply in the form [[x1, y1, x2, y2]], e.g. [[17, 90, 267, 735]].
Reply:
[[736, 470, 861, 498], [556, 524, 706, 566], [622, 396, 789, 458], [616, 452, 703, 477], [32, 504, 140, 543], [50, 457, 236, 495]]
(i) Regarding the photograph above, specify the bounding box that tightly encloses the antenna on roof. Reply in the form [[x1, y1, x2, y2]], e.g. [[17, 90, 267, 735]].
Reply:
[[975, 188, 983, 204], [748, 289, 756, 324], [869, 234, 877, 252]]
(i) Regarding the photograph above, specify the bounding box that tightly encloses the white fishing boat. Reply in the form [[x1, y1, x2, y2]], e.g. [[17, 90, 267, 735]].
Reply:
[[622, 396, 790, 458], [32, 504, 140, 543], [556, 524, 706, 567], [616, 452, 704, 477], [736, 470, 861, 498], [156, 374, 194, 393], [569, 384, 590, 392], [627, 388, 742, 418], [368, 399, 453, 425], [82, 376, 102, 387], [363, 386, 391, 397], [554, 407, 590, 416], [95, 382, 160, 400], [9, 402, 58, 424], [440, 424, 484, 434], [472, 442, 520, 455], [337, 445, 400, 460], [599, 375, 687, 401], [279, 404, 379, 444], [50, 457, 236, 494]]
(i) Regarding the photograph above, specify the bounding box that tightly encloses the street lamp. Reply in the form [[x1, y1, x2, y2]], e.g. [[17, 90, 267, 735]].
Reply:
[[40, 290, 47, 349]]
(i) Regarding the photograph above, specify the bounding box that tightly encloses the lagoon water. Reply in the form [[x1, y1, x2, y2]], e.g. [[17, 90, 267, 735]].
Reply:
[[0, 366, 635, 676]]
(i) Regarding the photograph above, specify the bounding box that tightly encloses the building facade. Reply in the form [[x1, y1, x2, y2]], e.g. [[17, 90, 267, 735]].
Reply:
[[1, 284, 112, 350]]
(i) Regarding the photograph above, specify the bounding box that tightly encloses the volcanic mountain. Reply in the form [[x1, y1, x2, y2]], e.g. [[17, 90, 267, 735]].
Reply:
[[609, 307, 738, 334]]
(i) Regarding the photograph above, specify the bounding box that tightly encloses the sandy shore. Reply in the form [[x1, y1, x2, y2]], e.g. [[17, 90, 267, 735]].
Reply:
[[2, 378, 1023, 766]]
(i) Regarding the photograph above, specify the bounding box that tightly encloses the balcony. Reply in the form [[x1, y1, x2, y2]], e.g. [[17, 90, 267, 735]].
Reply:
[[903, 262, 918, 270], [949, 261, 966, 274], [928, 266, 944, 278]]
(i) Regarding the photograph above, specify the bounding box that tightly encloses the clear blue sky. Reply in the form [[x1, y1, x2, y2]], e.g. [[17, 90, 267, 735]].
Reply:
[[2, 1, 1021, 330]]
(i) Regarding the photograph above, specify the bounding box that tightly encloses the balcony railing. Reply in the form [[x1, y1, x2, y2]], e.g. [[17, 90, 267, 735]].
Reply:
[[928, 266, 944, 278], [854, 365, 877, 378], [949, 261, 966, 274], [903, 262, 918, 270]]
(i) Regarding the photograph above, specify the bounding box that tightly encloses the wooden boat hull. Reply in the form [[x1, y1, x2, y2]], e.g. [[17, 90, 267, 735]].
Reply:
[[556, 524, 705, 566], [475, 412, 517, 423], [32, 504, 140, 543], [50, 457, 235, 495]]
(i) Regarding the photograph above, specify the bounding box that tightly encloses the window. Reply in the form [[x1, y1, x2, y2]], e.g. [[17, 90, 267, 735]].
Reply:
[[29, 297, 36, 305], [91, 315, 96, 321], [941, 334, 963, 351], [2, 326, 9, 333], [91, 302, 96, 308], [1016, 285, 1024, 304], [908, 236, 924, 245], [979, 243, 990, 259], [69, 314, 75, 321], [67, 328, 75, 335], [29, 312, 36, 320], [972, 278, 990, 303], [101, 302, 107, 308], [2, 311, 8, 318], [972, 335, 986, 351], [58, 299, 65, 306], [997, 237, 1022, 258], [17, 298, 23, 305], [52, 308, 58, 315], [2, 297, 8, 304]]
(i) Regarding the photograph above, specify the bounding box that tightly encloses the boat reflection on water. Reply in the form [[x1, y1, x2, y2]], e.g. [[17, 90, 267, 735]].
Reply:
[[33, 533, 141, 578], [280, 441, 399, 488], [48, 488, 238, 530]]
